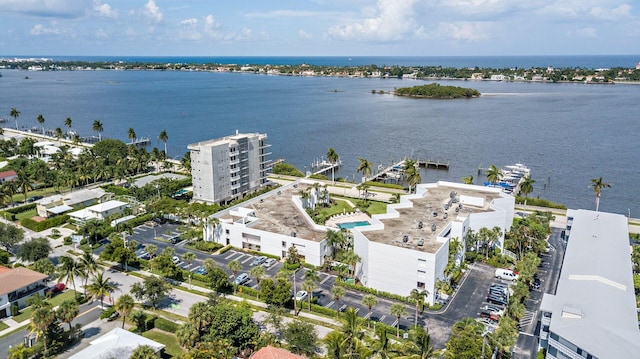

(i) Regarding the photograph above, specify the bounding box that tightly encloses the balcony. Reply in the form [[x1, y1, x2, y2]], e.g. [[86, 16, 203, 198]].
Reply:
[[8, 284, 47, 302]]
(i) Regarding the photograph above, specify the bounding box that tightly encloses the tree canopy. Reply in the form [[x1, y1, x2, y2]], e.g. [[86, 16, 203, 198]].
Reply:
[[395, 83, 480, 99]]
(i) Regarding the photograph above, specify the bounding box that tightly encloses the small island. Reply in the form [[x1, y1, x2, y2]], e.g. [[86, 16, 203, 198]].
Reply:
[[394, 83, 481, 99]]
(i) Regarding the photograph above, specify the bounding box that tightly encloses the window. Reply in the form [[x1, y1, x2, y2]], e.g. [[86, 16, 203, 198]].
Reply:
[[225, 229, 230, 235], [548, 346, 557, 356], [417, 282, 425, 289], [550, 332, 559, 341], [282, 241, 287, 247]]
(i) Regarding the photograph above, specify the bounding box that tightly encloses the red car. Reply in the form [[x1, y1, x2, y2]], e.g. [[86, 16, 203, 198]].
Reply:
[[50, 283, 66, 294]]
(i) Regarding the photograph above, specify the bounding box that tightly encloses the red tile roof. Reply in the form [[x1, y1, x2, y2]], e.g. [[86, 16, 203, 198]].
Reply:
[[0, 170, 17, 179], [0, 267, 49, 295], [250, 346, 306, 359]]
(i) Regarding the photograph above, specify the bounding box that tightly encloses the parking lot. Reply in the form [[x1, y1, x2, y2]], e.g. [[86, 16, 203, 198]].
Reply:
[[99, 220, 565, 351]]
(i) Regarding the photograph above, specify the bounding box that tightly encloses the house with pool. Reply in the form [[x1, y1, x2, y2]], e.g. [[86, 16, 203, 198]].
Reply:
[[209, 180, 514, 303]]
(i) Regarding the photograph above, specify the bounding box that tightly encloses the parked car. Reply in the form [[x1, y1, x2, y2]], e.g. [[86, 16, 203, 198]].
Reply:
[[107, 311, 120, 321], [48, 283, 66, 295], [262, 258, 277, 268], [194, 266, 208, 275], [293, 290, 308, 301], [531, 277, 541, 290], [251, 256, 267, 266], [170, 236, 181, 244], [479, 309, 501, 322], [489, 287, 508, 298], [172, 256, 180, 264], [235, 273, 250, 285], [480, 304, 505, 316], [495, 268, 519, 281], [487, 294, 508, 306], [27, 195, 43, 203]]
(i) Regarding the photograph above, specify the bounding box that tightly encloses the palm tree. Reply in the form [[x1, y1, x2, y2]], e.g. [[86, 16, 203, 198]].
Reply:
[[331, 286, 345, 317], [326, 147, 339, 182], [130, 345, 157, 359], [54, 127, 63, 145], [30, 306, 55, 356], [519, 176, 535, 206], [486, 165, 502, 186], [128, 127, 137, 143], [409, 289, 428, 328], [228, 259, 242, 294], [356, 158, 374, 181], [57, 255, 81, 295], [361, 294, 378, 328], [14, 170, 33, 203], [92, 120, 104, 141], [182, 251, 197, 289], [64, 117, 72, 134], [342, 307, 363, 356], [36, 114, 45, 134], [10, 107, 20, 130], [324, 331, 346, 359], [176, 322, 200, 348], [590, 177, 611, 212], [1, 181, 16, 206], [302, 278, 316, 311], [115, 294, 135, 329], [56, 299, 79, 332], [406, 167, 422, 193], [462, 175, 474, 184], [390, 303, 406, 337], [189, 301, 213, 334], [158, 129, 168, 157], [405, 326, 435, 359], [86, 271, 116, 309], [79, 251, 98, 294], [250, 265, 266, 299]]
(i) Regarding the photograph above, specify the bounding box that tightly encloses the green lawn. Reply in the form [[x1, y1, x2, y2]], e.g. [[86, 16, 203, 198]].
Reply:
[[143, 329, 184, 358], [318, 199, 354, 218], [11, 186, 71, 203], [13, 290, 78, 323], [15, 208, 37, 221], [0, 321, 9, 331]]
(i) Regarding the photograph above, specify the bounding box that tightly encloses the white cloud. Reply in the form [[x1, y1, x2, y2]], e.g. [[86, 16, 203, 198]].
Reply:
[[326, 0, 420, 41], [568, 27, 598, 38], [143, 0, 163, 23], [178, 18, 201, 40], [298, 30, 313, 40], [0, 0, 86, 18], [30, 23, 65, 35], [95, 28, 108, 38], [125, 27, 137, 37], [537, 0, 634, 21], [244, 10, 329, 18], [93, 1, 118, 18], [203, 15, 221, 38], [437, 22, 490, 42]]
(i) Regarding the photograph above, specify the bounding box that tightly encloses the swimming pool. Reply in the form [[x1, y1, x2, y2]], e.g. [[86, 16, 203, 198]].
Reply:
[[337, 221, 371, 229]]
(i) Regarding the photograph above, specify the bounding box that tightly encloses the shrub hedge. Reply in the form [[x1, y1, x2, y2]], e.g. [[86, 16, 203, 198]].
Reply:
[[335, 279, 410, 304], [21, 215, 70, 232], [154, 317, 179, 332]]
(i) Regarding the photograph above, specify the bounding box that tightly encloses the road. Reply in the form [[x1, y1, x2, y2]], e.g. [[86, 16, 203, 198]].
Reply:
[[0, 301, 102, 358]]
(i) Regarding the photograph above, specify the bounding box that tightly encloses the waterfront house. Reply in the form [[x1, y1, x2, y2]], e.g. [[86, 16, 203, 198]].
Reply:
[[0, 266, 49, 318], [68, 200, 129, 223], [36, 188, 112, 218]]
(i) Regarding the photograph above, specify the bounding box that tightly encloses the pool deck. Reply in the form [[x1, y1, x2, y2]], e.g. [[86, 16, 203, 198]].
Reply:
[[325, 212, 372, 229]]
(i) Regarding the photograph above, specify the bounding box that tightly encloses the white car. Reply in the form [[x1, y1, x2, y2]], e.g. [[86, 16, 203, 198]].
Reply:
[[172, 256, 180, 264], [294, 290, 308, 301], [262, 258, 277, 268]]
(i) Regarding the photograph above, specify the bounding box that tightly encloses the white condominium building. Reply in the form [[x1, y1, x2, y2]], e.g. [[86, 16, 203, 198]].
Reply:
[[539, 210, 640, 359], [189, 132, 271, 204]]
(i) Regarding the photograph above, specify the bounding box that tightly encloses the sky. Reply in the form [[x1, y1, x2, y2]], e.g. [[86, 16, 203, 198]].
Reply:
[[0, 0, 639, 57]]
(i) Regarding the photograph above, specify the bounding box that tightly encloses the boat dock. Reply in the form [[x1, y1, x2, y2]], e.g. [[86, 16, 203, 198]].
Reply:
[[310, 158, 342, 176], [127, 137, 150, 146], [418, 159, 449, 170], [366, 160, 406, 183]]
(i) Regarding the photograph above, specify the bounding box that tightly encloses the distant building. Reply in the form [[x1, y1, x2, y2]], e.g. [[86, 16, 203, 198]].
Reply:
[[0, 266, 49, 318], [0, 170, 17, 182], [189, 131, 270, 204], [539, 210, 640, 358]]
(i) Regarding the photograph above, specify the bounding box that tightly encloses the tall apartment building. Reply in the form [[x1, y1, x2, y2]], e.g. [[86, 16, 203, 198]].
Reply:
[[539, 210, 640, 358], [189, 132, 270, 204]]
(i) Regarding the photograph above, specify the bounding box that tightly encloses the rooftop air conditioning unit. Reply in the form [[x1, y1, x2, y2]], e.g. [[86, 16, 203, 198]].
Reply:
[[402, 234, 409, 243], [417, 238, 424, 246], [291, 231, 296, 237], [431, 224, 437, 232], [418, 221, 423, 229]]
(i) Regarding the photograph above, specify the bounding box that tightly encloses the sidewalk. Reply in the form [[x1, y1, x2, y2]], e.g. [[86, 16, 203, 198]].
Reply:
[[0, 317, 29, 337]]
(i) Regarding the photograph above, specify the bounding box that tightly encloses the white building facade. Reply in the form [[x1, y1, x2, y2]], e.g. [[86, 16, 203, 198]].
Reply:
[[539, 210, 640, 358], [189, 132, 270, 204]]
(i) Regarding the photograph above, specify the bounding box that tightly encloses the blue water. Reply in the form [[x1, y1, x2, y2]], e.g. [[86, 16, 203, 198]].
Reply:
[[4, 55, 639, 69], [0, 56, 639, 217], [338, 221, 371, 229]]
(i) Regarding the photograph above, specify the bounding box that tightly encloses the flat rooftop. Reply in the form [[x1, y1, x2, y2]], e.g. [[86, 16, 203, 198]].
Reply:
[[222, 183, 327, 242], [188, 132, 266, 149], [364, 183, 504, 253], [546, 210, 640, 358]]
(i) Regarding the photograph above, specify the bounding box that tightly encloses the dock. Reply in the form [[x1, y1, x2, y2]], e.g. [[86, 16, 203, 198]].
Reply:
[[418, 159, 449, 170], [366, 160, 406, 183], [127, 137, 150, 146], [310, 158, 342, 176]]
